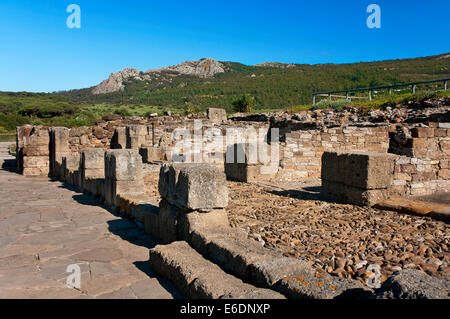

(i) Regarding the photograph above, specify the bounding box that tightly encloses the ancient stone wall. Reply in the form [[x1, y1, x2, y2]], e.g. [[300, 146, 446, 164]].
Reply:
[[278, 124, 390, 181]]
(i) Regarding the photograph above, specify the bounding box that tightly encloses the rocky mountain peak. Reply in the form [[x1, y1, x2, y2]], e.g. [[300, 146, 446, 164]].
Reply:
[[91, 68, 143, 94], [145, 58, 225, 77], [91, 58, 226, 95]]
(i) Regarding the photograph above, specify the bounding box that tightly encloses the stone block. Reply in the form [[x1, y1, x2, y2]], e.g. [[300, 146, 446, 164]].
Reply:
[[158, 163, 228, 211], [111, 127, 126, 149], [104, 179, 144, 208], [225, 143, 258, 165], [50, 127, 70, 153], [190, 229, 276, 281], [206, 108, 227, 123], [342, 152, 396, 189], [321, 151, 344, 183], [22, 145, 49, 157], [105, 149, 143, 181], [277, 268, 371, 299], [126, 125, 147, 149], [81, 148, 105, 169], [322, 180, 390, 206], [22, 167, 49, 176], [139, 146, 165, 163], [249, 257, 314, 288], [128, 200, 158, 223], [375, 269, 450, 299], [148, 241, 284, 299], [177, 208, 229, 241], [411, 127, 434, 138], [23, 156, 49, 168]]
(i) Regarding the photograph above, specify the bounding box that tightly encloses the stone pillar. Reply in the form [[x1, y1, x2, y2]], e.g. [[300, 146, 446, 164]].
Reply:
[[80, 148, 105, 196], [16, 125, 33, 174], [139, 146, 167, 163], [62, 154, 80, 186], [126, 125, 147, 149], [321, 151, 397, 206], [111, 127, 126, 149], [206, 108, 227, 123], [49, 127, 69, 178], [146, 163, 229, 243], [104, 149, 144, 209], [21, 126, 50, 176], [224, 143, 276, 182]]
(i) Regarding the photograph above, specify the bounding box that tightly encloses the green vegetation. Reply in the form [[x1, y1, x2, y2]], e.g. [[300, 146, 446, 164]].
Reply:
[[57, 53, 450, 112], [232, 94, 254, 113], [0, 92, 184, 133], [311, 99, 351, 112], [349, 90, 450, 109], [1, 54, 449, 132]]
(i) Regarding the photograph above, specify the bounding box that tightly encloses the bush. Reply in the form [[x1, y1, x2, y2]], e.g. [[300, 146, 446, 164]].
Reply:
[[232, 94, 254, 113], [184, 103, 201, 115], [114, 107, 132, 117]]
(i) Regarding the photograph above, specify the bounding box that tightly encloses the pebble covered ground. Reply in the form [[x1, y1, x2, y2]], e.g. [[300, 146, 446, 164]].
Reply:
[[143, 169, 449, 284], [227, 182, 450, 284]]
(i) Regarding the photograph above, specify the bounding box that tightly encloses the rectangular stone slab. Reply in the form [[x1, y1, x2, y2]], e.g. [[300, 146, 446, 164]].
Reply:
[[158, 163, 228, 211], [105, 149, 143, 181], [148, 241, 285, 299]]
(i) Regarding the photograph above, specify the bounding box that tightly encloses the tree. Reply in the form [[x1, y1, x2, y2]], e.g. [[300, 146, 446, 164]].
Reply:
[[232, 94, 254, 113]]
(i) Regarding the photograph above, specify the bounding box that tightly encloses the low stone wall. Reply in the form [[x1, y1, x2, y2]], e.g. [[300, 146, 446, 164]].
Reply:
[[322, 150, 450, 206], [16, 125, 50, 176], [278, 124, 390, 180]]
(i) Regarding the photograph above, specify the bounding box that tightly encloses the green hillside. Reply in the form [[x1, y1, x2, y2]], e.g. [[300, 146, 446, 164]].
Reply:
[[57, 53, 450, 110], [0, 53, 449, 135]]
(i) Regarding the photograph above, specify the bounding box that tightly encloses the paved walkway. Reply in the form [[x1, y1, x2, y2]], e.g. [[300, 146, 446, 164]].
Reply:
[[0, 164, 182, 299]]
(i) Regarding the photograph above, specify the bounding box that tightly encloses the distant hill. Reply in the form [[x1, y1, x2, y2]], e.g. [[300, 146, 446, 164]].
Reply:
[[53, 53, 450, 110]]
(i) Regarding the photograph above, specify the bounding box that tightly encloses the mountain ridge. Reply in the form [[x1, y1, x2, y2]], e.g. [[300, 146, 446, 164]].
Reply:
[[58, 53, 450, 110]]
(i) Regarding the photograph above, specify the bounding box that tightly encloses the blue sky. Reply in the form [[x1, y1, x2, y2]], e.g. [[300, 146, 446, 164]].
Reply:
[[0, 0, 449, 92]]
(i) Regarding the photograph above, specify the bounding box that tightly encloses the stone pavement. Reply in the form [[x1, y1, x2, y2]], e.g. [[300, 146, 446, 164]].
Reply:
[[0, 164, 182, 299]]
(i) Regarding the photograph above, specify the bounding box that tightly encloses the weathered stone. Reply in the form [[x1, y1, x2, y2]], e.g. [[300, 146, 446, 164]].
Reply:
[[111, 127, 126, 149], [321, 151, 344, 183], [375, 269, 450, 299], [105, 149, 143, 181], [104, 179, 144, 208], [158, 163, 228, 211], [206, 108, 227, 123], [23, 156, 49, 168], [81, 148, 105, 170], [277, 268, 371, 299], [126, 125, 147, 149], [322, 180, 390, 206], [148, 241, 285, 299], [190, 228, 276, 281], [249, 257, 313, 288], [177, 208, 229, 241], [139, 146, 165, 163], [322, 151, 397, 190], [49, 127, 70, 177]]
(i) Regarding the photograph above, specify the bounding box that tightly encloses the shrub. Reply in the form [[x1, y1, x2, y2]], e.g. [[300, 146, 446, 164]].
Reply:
[[232, 94, 254, 113], [114, 107, 132, 117], [184, 103, 201, 115]]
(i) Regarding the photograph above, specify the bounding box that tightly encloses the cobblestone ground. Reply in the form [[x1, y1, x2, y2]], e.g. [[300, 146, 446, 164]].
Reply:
[[144, 171, 449, 284], [0, 165, 181, 299]]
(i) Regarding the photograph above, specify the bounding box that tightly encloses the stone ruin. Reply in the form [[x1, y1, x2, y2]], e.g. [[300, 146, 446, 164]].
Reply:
[[12, 105, 450, 299]]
